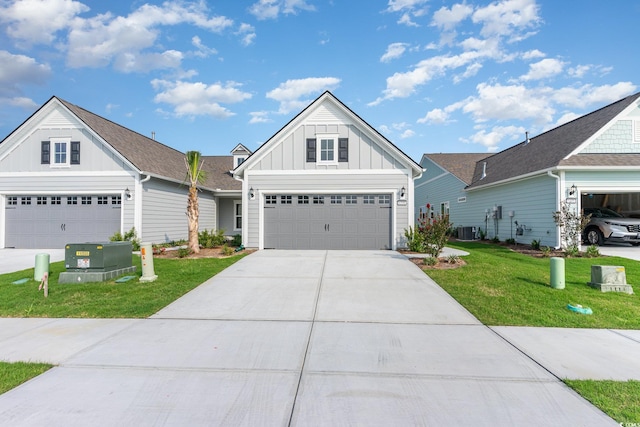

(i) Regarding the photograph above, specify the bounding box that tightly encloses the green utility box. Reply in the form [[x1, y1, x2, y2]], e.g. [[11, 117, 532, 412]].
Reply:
[[65, 241, 133, 272]]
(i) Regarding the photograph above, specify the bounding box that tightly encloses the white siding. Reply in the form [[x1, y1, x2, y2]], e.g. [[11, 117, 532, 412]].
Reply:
[[140, 179, 216, 244]]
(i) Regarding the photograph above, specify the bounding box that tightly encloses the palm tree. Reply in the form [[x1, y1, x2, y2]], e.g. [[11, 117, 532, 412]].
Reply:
[[185, 151, 206, 254]]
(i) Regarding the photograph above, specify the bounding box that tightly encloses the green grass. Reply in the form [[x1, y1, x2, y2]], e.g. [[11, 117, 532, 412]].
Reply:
[[425, 242, 640, 422], [426, 241, 640, 329], [0, 362, 52, 395], [564, 380, 640, 423], [0, 254, 246, 318]]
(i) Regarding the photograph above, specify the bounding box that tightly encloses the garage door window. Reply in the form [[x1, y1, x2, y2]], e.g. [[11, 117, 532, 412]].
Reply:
[[379, 195, 391, 204], [313, 196, 324, 204], [346, 195, 357, 204], [8, 196, 17, 205], [266, 195, 277, 204], [111, 196, 121, 205], [37, 196, 47, 205], [97, 196, 108, 204], [331, 196, 342, 204], [298, 196, 309, 204], [280, 195, 292, 204], [363, 195, 375, 204], [51, 196, 61, 205], [67, 196, 77, 205], [21, 197, 31, 205]]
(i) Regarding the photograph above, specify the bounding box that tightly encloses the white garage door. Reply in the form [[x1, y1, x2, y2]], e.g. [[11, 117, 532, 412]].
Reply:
[[264, 194, 391, 250], [4, 195, 122, 249]]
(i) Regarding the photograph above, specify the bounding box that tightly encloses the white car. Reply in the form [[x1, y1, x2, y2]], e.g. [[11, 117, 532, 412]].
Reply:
[[583, 207, 640, 246]]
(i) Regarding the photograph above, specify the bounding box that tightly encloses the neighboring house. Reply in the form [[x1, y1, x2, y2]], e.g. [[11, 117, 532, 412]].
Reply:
[[0, 96, 243, 249], [232, 91, 423, 250], [415, 92, 640, 248]]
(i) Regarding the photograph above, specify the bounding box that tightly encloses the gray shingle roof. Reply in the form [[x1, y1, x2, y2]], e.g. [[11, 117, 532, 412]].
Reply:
[[467, 92, 640, 189], [58, 97, 239, 191], [423, 153, 491, 185]]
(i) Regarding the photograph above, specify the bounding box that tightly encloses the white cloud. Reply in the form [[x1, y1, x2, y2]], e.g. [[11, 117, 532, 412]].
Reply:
[[249, 111, 271, 124], [0, 96, 39, 109], [236, 23, 256, 46], [385, 0, 428, 27], [431, 3, 473, 31], [552, 82, 638, 109], [400, 129, 415, 138], [520, 58, 565, 81], [192, 36, 217, 58], [568, 64, 590, 78], [380, 43, 409, 63], [266, 77, 340, 114], [151, 79, 252, 118], [418, 108, 449, 125], [472, 0, 541, 40], [64, 1, 233, 72], [453, 62, 482, 84], [249, 0, 315, 20], [0, 0, 88, 46], [0, 50, 51, 96], [521, 49, 545, 60], [468, 125, 525, 151]]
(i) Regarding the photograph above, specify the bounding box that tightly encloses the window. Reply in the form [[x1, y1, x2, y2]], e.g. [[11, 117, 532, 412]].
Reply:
[[51, 196, 61, 205], [313, 195, 324, 204], [236, 157, 245, 166], [280, 195, 292, 204], [8, 196, 17, 205], [111, 196, 121, 205], [21, 197, 31, 205], [67, 196, 77, 205], [53, 141, 68, 165], [346, 195, 357, 204], [441, 202, 450, 216], [320, 138, 335, 162], [363, 195, 375, 204], [635, 120, 640, 142], [234, 201, 242, 231], [97, 196, 108, 204], [330, 195, 342, 204], [298, 195, 309, 204], [81, 196, 92, 205], [379, 195, 391, 205], [266, 195, 277, 205], [37, 196, 47, 205]]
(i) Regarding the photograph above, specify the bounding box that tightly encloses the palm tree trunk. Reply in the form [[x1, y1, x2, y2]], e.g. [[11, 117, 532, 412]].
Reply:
[[187, 186, 200, 253]]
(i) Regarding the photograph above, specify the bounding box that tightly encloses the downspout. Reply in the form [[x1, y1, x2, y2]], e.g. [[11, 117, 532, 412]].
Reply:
[[547, 170, 561, 249], [135, 174, 151, 242]]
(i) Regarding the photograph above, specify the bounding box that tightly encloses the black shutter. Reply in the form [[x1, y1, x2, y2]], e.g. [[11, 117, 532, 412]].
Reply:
[[306, 138, 316, 162], [41, 141, 50, 164], [70, 141, 80, 165], [338, 138, 348, 162]]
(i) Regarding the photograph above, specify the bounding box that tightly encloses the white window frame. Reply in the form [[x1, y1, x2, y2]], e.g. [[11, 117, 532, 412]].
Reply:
[[51, 138, 70, 167], [634, 120, 640, 143], [316, 134, 339, 165], [234, 201, 242, 231], [441, 201, 450, 216]]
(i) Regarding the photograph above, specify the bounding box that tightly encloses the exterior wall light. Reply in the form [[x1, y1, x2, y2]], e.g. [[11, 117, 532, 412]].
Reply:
[[125, 188, 132, 200], [569, 184, 577, 196], [400, 186, 406, 199], [249, 187, 255, 200]]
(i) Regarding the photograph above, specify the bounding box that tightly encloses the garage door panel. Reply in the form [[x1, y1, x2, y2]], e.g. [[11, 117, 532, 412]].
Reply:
[[5, 195, 121, 249], [264, 194, 391, 250]]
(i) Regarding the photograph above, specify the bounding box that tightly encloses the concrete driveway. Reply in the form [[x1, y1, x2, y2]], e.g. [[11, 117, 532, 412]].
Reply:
[[0, 250, 617, 426], [0, 249, 66, 275]]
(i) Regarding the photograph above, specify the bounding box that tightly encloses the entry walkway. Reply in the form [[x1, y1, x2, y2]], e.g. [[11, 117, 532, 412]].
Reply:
[[0, 251, 626, 425]]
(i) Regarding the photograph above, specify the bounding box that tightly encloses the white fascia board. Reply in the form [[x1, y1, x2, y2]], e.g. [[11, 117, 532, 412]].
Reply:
[[466, 167, 558, 192], [246, 169, 407, 176], [0, 170, 132, 178], [557, 165, 640, 171], [415, 171, 451, 189], [565, 98, 640, 159]]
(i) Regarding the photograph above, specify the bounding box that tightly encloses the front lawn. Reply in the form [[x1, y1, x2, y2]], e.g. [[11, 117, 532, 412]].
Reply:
[[0, 254, 246, 318], [426, 241, 640, 329], [0, 362, 52, 395]]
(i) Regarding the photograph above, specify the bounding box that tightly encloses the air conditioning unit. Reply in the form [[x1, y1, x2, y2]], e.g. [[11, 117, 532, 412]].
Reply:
[[457, 226, 476, 240]]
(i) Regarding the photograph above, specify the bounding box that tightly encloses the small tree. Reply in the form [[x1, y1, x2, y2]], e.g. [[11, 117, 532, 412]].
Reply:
[[552, 200, 590, 254], [405, 208, 452, 259], [185, 151, 207, 254]]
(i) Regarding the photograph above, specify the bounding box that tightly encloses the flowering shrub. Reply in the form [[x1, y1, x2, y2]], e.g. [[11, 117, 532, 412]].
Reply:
[[405, 207, 452, 258]]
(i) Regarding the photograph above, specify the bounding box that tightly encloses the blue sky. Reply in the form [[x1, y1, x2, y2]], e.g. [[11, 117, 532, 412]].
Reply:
[[1, 0, 638, 161]]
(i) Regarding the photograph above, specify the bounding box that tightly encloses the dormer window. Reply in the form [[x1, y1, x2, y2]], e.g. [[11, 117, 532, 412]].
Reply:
[[236, 157, 245, 166]]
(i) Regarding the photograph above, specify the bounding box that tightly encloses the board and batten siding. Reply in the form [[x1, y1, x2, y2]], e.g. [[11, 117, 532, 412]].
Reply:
[[253, 124, 402, 171], [244, 171, 409, 249], [140, 179, 216, 244], [0, 126, 136, 174]]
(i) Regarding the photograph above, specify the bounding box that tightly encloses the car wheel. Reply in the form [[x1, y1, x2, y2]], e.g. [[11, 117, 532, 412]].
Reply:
[[631, 243, 640, 247], [585, 228, 604, 246]]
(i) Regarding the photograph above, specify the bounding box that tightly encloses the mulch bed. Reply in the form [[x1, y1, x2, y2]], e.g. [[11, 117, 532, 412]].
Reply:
[[152, 247, 255, 259]]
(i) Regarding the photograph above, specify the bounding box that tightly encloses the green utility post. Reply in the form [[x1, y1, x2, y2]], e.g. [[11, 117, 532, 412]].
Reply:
[[550, 257, 565, 289]]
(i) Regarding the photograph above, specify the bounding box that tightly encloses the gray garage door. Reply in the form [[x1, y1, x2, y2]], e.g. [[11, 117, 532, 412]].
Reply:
[[264, 194, 391, 250], [5, 195, 122, 249]]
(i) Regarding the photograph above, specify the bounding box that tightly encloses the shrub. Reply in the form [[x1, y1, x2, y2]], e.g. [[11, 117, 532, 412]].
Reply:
[[540, 246, 551, 258], [586, 245, 601, 258], [177, 247, 192, 258], [404, 226, 427, 253], [152, 245, 166, 256], [564, 245, 580, 258], [505, 238, 516, 245], [221, 244, 234, 256], [231, 234, 242, 247], [110, 227, 140, 251], [198, 229, 226, 248], [478, 229, 486, 240], [447, 254, 460, 264], [491, 236, 500, 243], [531, 239, 541, 250], [423, 256, 438, 266]]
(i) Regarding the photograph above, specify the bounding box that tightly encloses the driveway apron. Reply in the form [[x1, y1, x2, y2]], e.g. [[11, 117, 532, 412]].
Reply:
[[0, 250, 616, 426]]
